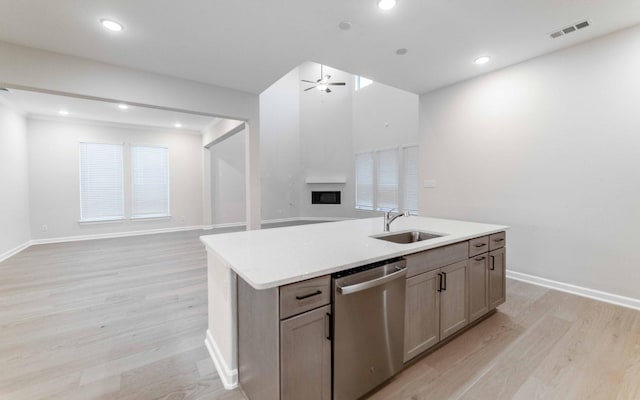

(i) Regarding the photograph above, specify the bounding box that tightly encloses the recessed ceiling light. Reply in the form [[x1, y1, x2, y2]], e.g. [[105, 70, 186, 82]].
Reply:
[[100, 19, 124, 32], [117, 104, 129, 110], [377, 0, 397, 10], [474, 56, 491, 65], [174, 122, 182, 128], [59, 110, 69, 116], [396, 48, 408, 56]]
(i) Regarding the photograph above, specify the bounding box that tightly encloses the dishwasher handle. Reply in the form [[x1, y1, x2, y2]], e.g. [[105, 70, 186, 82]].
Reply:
[[336, 265, 407, 295]]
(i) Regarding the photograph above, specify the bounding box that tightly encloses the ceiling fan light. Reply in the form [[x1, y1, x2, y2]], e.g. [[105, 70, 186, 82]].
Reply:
[[317, 84, 329, 91]]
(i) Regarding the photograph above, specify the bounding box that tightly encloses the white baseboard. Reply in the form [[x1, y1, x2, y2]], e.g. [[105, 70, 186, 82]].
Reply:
[[201, 221, 246, 230], [300, 216, 354, 222], [30, 225, 204, 245], [507, 270, 640, 311], [0, 240, 32, 263], [5, 217, 353, 260], [205, 329, 238, 390]]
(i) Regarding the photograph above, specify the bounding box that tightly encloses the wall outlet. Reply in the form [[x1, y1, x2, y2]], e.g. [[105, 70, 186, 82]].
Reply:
[[41, 225, 48, 232], [423, 180, 437, 188]]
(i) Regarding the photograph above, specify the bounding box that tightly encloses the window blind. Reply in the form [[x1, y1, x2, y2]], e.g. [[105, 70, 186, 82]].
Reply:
[[403, 146, 419, 213], [79, 143, 124, 221], [376, 149, 399, 211], [131, 146, 169, 218], [355, 152, 374, 210]]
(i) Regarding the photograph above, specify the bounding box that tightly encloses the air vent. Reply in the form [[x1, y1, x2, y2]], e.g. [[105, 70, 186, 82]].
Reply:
[[549, 19, 590, 39]]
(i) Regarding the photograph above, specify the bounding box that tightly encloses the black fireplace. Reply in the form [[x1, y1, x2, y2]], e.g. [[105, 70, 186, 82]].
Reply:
[[312, 191, 341, 205]]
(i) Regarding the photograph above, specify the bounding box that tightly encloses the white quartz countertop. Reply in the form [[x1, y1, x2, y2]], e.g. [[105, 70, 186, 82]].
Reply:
[[200, 217, 508, 290]]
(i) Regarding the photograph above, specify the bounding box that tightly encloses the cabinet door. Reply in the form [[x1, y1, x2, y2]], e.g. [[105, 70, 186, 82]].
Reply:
[[280, 305, 331, 400], [440, 260, 469, 340], [468, 254, 489, 323], [488, 248, 506, 309], [404, 269, 440, 362]]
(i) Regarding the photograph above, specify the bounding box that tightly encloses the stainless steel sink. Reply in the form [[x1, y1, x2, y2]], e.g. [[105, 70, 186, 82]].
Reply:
[[372, 230, 444, 244]]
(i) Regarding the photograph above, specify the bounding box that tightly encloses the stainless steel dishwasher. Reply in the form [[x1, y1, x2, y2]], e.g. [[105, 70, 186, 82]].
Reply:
[[332, 258, 407, 400]]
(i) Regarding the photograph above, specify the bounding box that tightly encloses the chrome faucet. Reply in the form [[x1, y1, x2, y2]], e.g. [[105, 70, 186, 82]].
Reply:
[[384, 210, 410, 232]]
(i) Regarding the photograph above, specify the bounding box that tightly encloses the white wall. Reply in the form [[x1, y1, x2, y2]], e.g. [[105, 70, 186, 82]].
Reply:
[[0, 41, 262, 230], [258, 62, 419, 220], [27, 117, 203, 240], [0, 101, 30, 257], [352, 80, 419, 152], [419, 25, 640, 300], [211, 130, 246, 225], [298, 63, 356, 218], [259, 68, 301, 221]]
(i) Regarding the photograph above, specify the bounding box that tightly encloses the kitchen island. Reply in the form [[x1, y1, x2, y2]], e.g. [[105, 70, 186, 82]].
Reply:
[[200, 216, 508, 399]]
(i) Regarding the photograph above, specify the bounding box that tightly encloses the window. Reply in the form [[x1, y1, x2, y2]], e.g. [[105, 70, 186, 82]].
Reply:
[[402, 146, 419, 213], [354, 145, 419, 213], [376, 149, 399, 211], [355, 152, 374, 210], [131, 146, 170, 218], [79, 142, 124, 222], [355, 75, 373, 91]]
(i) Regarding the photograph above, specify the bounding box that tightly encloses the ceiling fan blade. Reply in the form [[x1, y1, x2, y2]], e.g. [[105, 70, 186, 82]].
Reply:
[[328, 82, 346, 86], [304, 86, 316, 91], [301, 80, 316, 83]]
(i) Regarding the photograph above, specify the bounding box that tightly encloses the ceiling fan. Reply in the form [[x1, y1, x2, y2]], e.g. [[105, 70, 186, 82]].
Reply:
[[301, 64, 346, 93]]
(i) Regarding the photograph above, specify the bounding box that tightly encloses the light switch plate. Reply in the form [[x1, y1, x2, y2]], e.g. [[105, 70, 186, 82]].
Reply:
[[423, 180, 437, 188]]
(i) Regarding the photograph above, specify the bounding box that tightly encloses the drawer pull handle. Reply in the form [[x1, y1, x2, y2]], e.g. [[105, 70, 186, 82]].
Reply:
[[437, 273, 443, 292], [296, 290, 322, 300], [494, 238, 504, 242], [442, 272, 447, 291], [490, 255, 496, 270], [325, 313, 332, 340], [474, 243, 487, 248], [474, 256, 486, 261]]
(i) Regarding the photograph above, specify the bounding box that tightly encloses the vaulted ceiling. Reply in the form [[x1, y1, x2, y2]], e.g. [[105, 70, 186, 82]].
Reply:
[[1, 0, 639, 94]]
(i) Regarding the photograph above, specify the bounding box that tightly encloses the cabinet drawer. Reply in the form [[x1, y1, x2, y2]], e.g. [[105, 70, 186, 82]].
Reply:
[[489, 232, 506, 251], [280, 275, 331, 320], [405, 242, 468, 278], [468, 236, 489, 257]]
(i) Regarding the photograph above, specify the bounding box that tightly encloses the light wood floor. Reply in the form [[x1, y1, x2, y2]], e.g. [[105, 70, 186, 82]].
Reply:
[[1, 229, 639, 399]]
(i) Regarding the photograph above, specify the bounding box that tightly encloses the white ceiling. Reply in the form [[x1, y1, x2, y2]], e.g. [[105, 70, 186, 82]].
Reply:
[[0, 89, 217, 133], [0, 1, 639, 94]]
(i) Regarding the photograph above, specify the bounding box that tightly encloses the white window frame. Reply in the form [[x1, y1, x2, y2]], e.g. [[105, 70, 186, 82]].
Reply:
[[375, 147, 400, 212], [130, 144, 171, 220], [354, 144, 419, 214], [401, 145, 419, 214], [78, 142, 125, 223], [355, 151, 375, 210]]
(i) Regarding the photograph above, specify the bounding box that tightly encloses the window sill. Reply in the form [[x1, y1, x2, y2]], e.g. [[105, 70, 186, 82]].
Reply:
[[130, 215, 172, 221], [78, 217, 126, 225]]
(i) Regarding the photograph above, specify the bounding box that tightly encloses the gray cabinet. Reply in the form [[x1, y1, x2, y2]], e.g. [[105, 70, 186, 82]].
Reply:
[[468, 253, 489, 323], [403, 260, 469, 362], [404, 269, 440, 362], [439, 260, 469, 340], [238, 275, 331, 400], [403, 232, 506, 363], [280, 305, 331, 400], [488, 247, 506, 309], [469, 233, 506, 323]]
